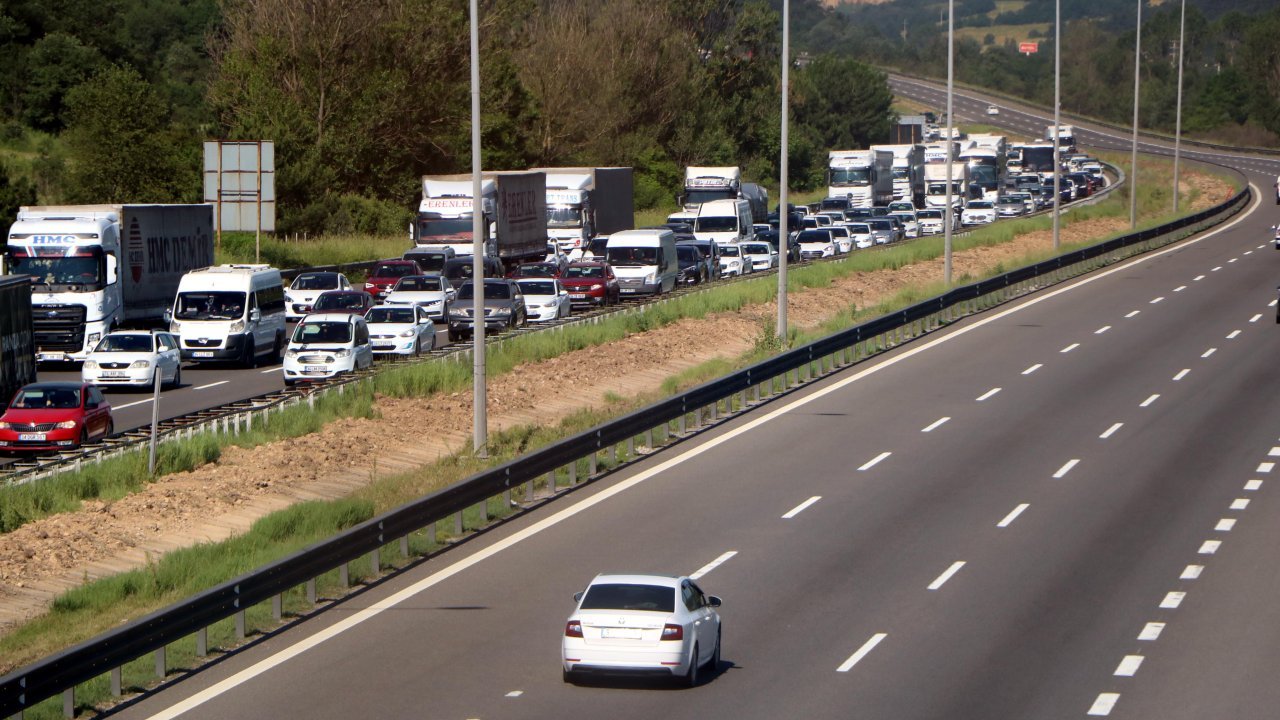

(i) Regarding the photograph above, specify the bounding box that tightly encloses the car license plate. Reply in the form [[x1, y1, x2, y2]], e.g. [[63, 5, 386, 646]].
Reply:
[[37, 352, 64, 362], [304, 365, 326, 373], [193, 351, 214, 358], [373, 342, 393, 348], [102, 370, 127, 378], [18, 433, 46, 441], [570, 293, 586, 299], [620, 288, 637, 294], [601, 628, 643, 640]]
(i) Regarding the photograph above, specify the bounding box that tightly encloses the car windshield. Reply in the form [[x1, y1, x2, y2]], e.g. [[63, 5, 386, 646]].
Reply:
[[372, 264, 415, 279], [694, 216, 738, 233], [918, 210, 942, 219], [869, 220, 891, 230], [797, 231, 830, 243], [967, 202, 994, 209], [314, 293, 366, 311], [291, 274, 339, 291], [606, 247, 658, 266], [292, 321, 352, 344], [394, 277, 443, 292], [95, 335, 154, 353], [830, 168, 871, 185], [515, 264, 556, 277], [547, 206, 582, 228], [518, 280, 556, 295], [676, 246, 700, 262], [720, 245, 740, 257], [848, 224, 871, 233], [580, 583, 676, 613], [12, 387, 81, 409], [564, 266, 604, 279], [366, 307, 415, 324], [457, 283, 511, 300], [406, 254, 448, 272], [741, 243, 770, 254], [174, 291, 246, 320]]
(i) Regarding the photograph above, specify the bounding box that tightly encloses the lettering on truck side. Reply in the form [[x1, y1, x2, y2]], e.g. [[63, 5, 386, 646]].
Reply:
[[146, 234, 214, 274]]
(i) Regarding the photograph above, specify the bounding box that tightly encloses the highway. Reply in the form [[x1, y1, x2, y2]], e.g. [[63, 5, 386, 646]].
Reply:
[[106, 86, 1280, 718]]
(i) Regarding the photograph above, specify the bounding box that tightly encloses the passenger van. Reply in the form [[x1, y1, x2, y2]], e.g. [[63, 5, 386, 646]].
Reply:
[[605, 229, 679, 296], [693, 199, 754, 246], [169, 264, 287, 366]]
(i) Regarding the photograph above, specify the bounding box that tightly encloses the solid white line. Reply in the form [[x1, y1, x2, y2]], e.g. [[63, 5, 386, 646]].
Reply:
[[1114, 655, 1144, 677], [1150, 296, 1164, 304], [1258, 462, 1275, 473], [837, 633, 887, 672], [1053, 459, 1080, 478], [1173, 369, 1190, 381], [145, 193, 1266, 719], [997, 503, 1030, 528], [858, 452, 892, 471], [1193, 274, 1205, 281], [928, 561, 966, 590], [921, 417, 950, 433], [690, 551, 737, 580], [194, 381, 229, 390], [1251, 314, 1263, 323], [1215, 518, 1237, 532], [1125, 310, 1140, 318], [1227, 330, 1241, 339], [782, 496, 822, 519], [1100, 423, 1123, 439], [1245, 479, 1263, 491], [1160, 591, 1186, 609], [1201, 348, 1216, 358], [261, 367, 283, 374], [1088, 693, 1121, 716], [1181, 565, 1204, 580], [1199, 540, 1221, 554], [1022, 363, 1042, 375], [1140, 394, 1160, 408], [1173, 285, 1186, 292], [1061, 343, 1080, 353], [1138, 622, 1165, 641], [114, 398, 154, 410], [976, 387, 1002, 402]]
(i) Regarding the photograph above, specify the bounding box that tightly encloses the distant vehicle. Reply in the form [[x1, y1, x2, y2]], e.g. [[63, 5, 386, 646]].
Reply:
[[887, 212, 919, 239], [283, 313, 374, 386], [679, 239, 723, 280], [561, 262, 620, 308], [797, 229, 836, 260], [605, 229, 680, 295], [755, 229, 800, 264], [1007, 191, 1036, 213], [675, 243, 709, 285], [916, 208, 945, 235], [0, 382, 112, 453], [286, 272, 351, 321], [447, 278, 528, 341], [739, 240, 778, 272], [402, 246, 456, 275], [312, 290, 376, 315], [364, 305, 437, 356], [82, 331, 182, 389], [169, 265, 287, 367], [887, 200, 917, 214], [846, 222, 874, 249], [508, 262, 563, 279], [825, 225, 853, 254], [866, 218, 898, 245], [441, 256, 506, 290], [986, 104, 999, 115], [515, 278, 572, 322], [997, 196, 1028, 217], [718, 242, 750, 276], [562, 573, 722, 686], [363, 260, 419, 300], [382, 275, 455, 320], [960, 201, 997, 226]]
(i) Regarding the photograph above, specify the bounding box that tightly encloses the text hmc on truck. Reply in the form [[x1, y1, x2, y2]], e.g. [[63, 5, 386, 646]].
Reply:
[[2, 204, 215, 364]]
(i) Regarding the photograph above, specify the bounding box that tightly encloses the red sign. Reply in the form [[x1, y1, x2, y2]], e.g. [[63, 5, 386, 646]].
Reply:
[[1019, 41, 1039, 54]]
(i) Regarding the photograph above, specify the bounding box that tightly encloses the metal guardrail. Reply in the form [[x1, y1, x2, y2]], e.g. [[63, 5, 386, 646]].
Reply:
[[0, 165, 1250, 716]]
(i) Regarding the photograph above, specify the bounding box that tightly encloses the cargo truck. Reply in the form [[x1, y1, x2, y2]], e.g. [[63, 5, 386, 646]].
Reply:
[[414, 172, 549, 266], [871, 144, 926, 206], [959, 134, 1007, 202], [3, 204, 214, 364], [923, 164, 976, 210], [530, 167, 635, 255], [827, 150, 894, 207], [0, 276, 36, 409], [679, 167, 741, 212], [1046, 124, 1077, 153]]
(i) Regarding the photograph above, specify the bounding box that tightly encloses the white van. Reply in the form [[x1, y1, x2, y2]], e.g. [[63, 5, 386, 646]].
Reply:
[[605, 229, 679, 296], [169, 264, 287, 366], [282, 312, 374, 386], [693, 198, 754, 246]]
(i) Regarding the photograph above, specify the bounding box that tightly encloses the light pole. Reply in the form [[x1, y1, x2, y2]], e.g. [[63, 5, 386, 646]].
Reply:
[[1172, 0, 1186, 213], [943, 0, 954, 285], [1129, 0, 1142, 229], [1052, 0, 1061, 251], [469, 0, 487, 458], [777, 0, 789, 343]]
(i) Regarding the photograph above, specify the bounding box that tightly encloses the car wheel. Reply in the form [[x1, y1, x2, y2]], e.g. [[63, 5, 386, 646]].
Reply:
[[683, 643, 700, 687], [711, 627, 721, 673], [284, 378, 296, 387], [104, 421, 114, 439], [166, 365, 182, 390], [562, 668, 576, 684], [78, 429, 89, 447], [447, 328, 459, 343], [413, 338, 422, 356], [269, 333, 284, 364]]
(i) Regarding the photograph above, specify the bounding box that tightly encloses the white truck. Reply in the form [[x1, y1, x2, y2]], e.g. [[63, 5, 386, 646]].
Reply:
[[679, 166, 741, 212], [871, 144, 926, 206], [959, 134, 1007, 201], [826, 150, 894, 207], [531, 167, 634, 256], [3, 204, 214, 364], [1046, 124, 1077, 153], [923, 164, 974, 210], [414, 172, 548, 266]]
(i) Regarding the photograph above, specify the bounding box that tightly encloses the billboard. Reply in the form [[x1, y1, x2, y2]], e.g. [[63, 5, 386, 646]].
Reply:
[[202, 141, 276, 232], [1019, 41, 1039, 55]]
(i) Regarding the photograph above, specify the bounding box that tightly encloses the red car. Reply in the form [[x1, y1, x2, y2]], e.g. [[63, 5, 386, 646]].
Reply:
[[363, 260, 419, 300], [0, 382, 113, 453], [560, 262, 620, 308]]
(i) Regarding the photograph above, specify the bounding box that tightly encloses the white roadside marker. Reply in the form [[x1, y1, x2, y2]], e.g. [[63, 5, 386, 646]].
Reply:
[[837, 633, 887, 672], [1061, 343, 1080, 353], [928, 561, 966, 590], [1231, 498, 1250, 511], [1022, 363, 1042, 375], [921, 417, 950, 433], [1160, 591, 1186, 609], [858, 452, 892, 471], [1095, 325, 1111, 334], [1194, 274, 1206, 281], [1228, 258, 1238, 263], [1201, 348, 1216, 358], [1251, 314, 1263, 323], [1088, 693, 1121, 716], [1138, 622, 1165, 641], [1181, 565, 1204, 580], [1227, 330, 1241, 339], [1114, 655, 1144, 677], [997, 503, 1030, 528], [1215, 518, 1237, 532], [1125, 310, 1140, 318], [1053, 459, 1080, 478], [1211, 266, 1222, 272], [1173, 369, 1190, 381], [1100, 423, 1123, 439], [782, 496, 822, 519], [1269, 446, 1280, 457], [1245, 479, 1263, 491], [976, 387, 1001, 402], [690, 551, 737, 580], [1245, 250, 1254, 255], [1140, 394, 1160, 408], [1199, 540, 1222, 555]]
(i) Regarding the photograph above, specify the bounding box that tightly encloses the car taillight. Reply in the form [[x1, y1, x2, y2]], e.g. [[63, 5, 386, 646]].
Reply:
[[661, 624, 683, 641], [565, 620, 583, 638]]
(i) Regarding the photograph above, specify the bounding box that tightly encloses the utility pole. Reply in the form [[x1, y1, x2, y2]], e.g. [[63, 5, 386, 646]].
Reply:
[[777, 0, 790, 343], [469, 0, 487, 458], [1052, 0, 1061, 252], [1172, 0, 1186, 213], [1130, 0, 1143, 229], [943, 0, 954, 285]]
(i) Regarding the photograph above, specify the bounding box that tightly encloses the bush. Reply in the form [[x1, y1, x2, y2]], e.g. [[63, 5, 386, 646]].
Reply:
[[281, 194, 412, 236]]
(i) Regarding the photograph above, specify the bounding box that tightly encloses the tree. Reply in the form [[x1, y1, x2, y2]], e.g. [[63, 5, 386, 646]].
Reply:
[[0, 161, 36, 243], [793, 56, 894, 151], [19, 32, 105, 131]]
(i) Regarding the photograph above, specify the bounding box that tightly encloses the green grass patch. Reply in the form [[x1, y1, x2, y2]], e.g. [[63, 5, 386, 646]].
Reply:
[[215, 231, 412, 274]]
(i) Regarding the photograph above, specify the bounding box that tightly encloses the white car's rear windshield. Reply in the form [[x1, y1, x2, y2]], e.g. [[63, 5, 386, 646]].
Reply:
[[580, 583, 675, 612]]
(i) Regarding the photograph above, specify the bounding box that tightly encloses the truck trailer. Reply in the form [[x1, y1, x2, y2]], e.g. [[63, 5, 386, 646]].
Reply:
[[827, 150, 894, 207], [871, 144, 926, 206], [415, 172, 549, 266], [530, 167, 634, 255], [0, 276, 36, 408], [4, 204, 214, 364]]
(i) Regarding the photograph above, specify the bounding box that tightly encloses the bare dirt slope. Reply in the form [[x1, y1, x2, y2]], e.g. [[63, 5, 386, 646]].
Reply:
[[0, 175, 1231, 636]]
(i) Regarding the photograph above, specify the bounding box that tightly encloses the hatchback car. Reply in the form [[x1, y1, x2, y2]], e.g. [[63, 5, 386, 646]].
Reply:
[[447, 279, 527, 341], [739, 241, 777, 272], [383, 274, 455, 320], [562, 573, 722, 686], [312, 289, 376, 315], [285, 271, 351, 321], [561, 262, 620, 308], [997, 196, 1028, 217], [363, 260, 419, 300], [515, 278, 572, 322], [825, 226, 853, 254], [0, 382, 113, 453], [718, 243, 750, 276], [82, 331, 183, 389], [282, 313, 375, 386], [364, 305, 437, 356], [986, 104, 999, 115], [846, 222, 875, 249]]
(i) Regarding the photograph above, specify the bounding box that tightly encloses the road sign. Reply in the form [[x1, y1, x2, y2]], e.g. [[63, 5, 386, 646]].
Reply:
[[1019, 41, 1039, 55]]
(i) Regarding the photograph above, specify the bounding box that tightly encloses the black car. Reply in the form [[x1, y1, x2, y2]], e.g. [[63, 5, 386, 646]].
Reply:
[[447, 278, 526, 341], [675, 243, 709, 285], [678, 238, 722, 281], [756, 229, 800, 264]]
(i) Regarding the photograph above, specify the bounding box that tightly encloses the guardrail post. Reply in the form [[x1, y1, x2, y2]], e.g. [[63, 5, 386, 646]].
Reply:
[[478, 499, 488, 524], [155, 645, 166, 678], [306, 578, 317, 605], [454, 512, 463, 536], [111, 666, 122, 697], [197, 626, 208, 657], [589, 451, 598, 476], [610, 443, 618, 465], [339, 562, 350, 589], [370, 548, 380, 575], [678, 414, 686, 435], [645, 428, 653, 449], [753, 383, 761, 403], [569, 461, 578, 486], [627, 435, 635, 457], [63, 688, 73, 718], [400, 535, 410, 557]]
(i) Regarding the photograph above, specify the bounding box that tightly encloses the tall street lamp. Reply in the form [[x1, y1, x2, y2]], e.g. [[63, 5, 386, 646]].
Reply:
[[777, 0, 790, 343], [1129, 0, 1143, 229]]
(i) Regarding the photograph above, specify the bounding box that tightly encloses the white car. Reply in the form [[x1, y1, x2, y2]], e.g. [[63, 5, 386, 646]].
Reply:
[[82, 331, 182, 389], [846, 222, 875, 249], [1007, 191, 1037, 214], [960, 201, 997, 226], [739, 241, 778, 271], [718, 243, 751, 276], [285, 271, 351, 321], [516, 278, 572, 322], [986, 104, 999, 115], [797, 229, 836, 259], [825, 226, 853, 254], [916, 209, 944, 235], [282, 313, 374, 386], [364, 305, 437, 356], [888, 212, 919, 239], [887, 200, 917, 214], [562, 573, 722, 686], [382, 274, 455, 321]]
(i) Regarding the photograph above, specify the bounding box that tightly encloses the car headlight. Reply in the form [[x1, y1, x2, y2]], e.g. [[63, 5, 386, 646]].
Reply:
[[229, 320, 245, 333], [644, 273, 656, 284], [130, 359, 151, 369], [334, 348, 351, 358], [425, 299, 442, 306], [398, 329, 416, 337], [55, 420, 78, 429], [491, 307, 512, 316], [286, 348, 302, 357], [83, 360, 99, 370], [86, 332, 101, 347], [0, 421, 10, 430]]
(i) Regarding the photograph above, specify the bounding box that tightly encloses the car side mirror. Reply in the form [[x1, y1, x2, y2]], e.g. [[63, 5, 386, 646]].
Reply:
[[249, 308, 261, 322], [707, 595, 722, 608], [163, 309, 172, 323], [573, 591, 584, 603]]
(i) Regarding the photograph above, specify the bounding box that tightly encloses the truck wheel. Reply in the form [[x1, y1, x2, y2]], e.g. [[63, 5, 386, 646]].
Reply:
[[240, 340, 256, 368], [269, 333, 283, 364]]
